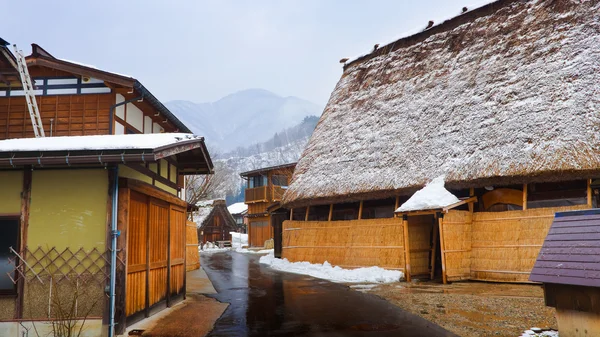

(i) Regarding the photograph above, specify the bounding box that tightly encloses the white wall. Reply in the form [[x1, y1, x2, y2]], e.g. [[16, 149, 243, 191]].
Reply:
[[126, 103, 144, 132]]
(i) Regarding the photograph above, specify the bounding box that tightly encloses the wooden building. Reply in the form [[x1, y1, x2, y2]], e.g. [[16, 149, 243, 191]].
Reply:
[[241, 163, 296, 247], [0, 44, 190, 141], [194, 200, 237, 244], [530, 209, 600, 336], [0, 134, 212, 336], [280, 0, 600, 283], [0, 43, 213, 336]]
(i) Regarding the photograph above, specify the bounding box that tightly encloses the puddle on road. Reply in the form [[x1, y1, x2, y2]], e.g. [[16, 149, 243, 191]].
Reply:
[[202, 252, 456, 337]]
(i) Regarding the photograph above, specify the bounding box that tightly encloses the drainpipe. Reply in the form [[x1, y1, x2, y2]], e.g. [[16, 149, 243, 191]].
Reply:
[[109, 94, 144, 134], [108, 165, 120, 337]]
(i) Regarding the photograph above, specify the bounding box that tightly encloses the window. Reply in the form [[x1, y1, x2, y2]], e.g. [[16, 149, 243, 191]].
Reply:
[[0, 216, 19, 294], [271, 175, 288, 187], [248, 175, 267, 188]]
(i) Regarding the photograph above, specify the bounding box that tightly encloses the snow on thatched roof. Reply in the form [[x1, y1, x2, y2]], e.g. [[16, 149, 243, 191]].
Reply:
[[194, 199, 237, 230], [283, 0, 600, 208], [396, 177, 460, 213], [193, 200, 214, 228]]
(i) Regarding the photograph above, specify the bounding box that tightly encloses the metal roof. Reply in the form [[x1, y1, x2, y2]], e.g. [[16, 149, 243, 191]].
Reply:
[[529, 209, 600, 287]]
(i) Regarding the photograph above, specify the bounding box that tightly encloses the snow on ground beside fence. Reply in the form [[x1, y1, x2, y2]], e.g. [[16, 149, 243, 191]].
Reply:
[[520, 329, 558, 337], [259, 251, 403, 283], [230, 232, 248, 249], [200, 242, 229, 254], [235, 248, 273, 254]]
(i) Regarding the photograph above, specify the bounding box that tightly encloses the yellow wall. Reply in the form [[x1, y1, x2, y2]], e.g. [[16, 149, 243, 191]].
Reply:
[[118, 164, 177, 195], [160, 159, 169, 179], [0, 171, 22, 214], [28, 169, 108, 250], [119, 164, 152, 184]]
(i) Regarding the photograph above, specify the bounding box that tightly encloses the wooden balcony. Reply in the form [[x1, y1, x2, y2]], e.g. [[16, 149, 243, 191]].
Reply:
[[272, 185, 286, 201], [245, 186, 268, 203], [245, 185, 288, 204]]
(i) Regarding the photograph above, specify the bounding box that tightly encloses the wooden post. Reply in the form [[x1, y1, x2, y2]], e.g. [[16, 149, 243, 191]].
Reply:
[[358, 201, 364, 220], [305, 206, 310, 221], [587, 179, 593, 207], [402, 215, 411, 282], [395, 196, 400, 211], [430, 216, 438, 280], [114, 187, 130, 335], [290, 208, 294, 221], [328, 204, 333, 221], [523, 184, 528, 210], [468, 188, 474, 213], [438, 213, 447, 284], [16, 167, 32, 319]]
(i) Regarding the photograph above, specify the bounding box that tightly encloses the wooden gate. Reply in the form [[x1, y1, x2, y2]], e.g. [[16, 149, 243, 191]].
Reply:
[[440, 210, 472, 282], [121, 187, 187, 326]]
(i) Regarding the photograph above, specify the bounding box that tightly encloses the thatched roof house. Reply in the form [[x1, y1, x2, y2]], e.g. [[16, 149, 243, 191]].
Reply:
[[282, 0, 600, 208], [194, 200, 237, 244]]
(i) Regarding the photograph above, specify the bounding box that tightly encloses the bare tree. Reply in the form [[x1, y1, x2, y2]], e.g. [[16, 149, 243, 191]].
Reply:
[[186, 161, 233, 205]]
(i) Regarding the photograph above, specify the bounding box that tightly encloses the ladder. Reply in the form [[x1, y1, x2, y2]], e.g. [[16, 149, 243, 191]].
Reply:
[[13, 45, 45, 138]]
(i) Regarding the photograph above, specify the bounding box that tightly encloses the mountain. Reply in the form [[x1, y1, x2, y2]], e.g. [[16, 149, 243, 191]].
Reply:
[[192, 116, 320, 204], [166, 89, 322, 153]]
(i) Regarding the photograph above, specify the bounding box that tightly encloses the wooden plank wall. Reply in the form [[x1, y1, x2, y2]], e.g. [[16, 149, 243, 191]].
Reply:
[[186, 221, 200, 271], [282, 218, 406, 271], [0, 93, 114, 139], [169, 207, 186, 295], [249, 218, 270, 247], [126, 193, 148, 316], [470, 205, 588, 282], [148, 202, 169, 307]]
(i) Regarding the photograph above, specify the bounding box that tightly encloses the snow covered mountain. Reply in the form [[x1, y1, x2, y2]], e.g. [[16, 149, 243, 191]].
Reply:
[[166, 89, 322, 152]]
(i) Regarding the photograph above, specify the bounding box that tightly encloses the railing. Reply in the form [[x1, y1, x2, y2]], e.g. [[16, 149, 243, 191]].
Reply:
[[272, 185, 287, 201], [245, 186, 268, 203]]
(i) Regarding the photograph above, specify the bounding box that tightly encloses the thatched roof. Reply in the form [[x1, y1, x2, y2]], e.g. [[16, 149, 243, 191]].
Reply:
[[283, 0, 600, 208]]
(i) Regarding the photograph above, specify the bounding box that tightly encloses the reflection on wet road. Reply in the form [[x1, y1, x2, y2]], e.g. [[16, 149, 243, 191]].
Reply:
[[202, 252, 456, 337]]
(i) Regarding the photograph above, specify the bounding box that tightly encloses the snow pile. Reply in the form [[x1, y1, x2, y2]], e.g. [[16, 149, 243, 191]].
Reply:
[[230, 232, 248, 249], [227, 202, 248, 215], [520, 328, 558, 337], [200, 242, 228, 254], [259, 251, 403, 283], [396, 176, 459, 212], [0, 133, 200, 152], [235, 248, 273, 254]]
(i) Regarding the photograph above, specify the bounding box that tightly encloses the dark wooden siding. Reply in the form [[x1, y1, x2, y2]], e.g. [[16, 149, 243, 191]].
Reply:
[[0, 93, 114, 139], [530, 209, 600, 287]]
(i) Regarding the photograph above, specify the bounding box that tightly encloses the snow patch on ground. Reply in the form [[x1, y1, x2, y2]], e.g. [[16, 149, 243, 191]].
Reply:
[[350, 284, 379, 292], [235, 248, 273, 254], [520, 329, 558, 337], [200, 242, 229, 254], [259, 251, 403, 283], [396, 176, 460, 212]]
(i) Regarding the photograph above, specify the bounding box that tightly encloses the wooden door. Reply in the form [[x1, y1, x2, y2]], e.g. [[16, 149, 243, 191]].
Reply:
[[148, 200, 169, 309], [169, 206, 186, 298], [441, 210, 472, 282], [126, 192, 148, 316]]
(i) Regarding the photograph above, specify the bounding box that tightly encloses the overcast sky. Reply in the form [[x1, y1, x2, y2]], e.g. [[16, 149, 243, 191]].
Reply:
[[2, 0, 490, 106]]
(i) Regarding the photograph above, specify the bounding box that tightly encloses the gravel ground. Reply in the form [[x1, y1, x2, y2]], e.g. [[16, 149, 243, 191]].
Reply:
[[365, 281, 557, 337]]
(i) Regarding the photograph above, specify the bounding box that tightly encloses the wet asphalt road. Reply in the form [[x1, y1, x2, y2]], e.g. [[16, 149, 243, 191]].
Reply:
[[202, 252, 456, 337]]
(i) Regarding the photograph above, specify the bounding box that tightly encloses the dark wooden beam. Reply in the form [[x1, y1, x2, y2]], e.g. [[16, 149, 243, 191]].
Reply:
[[16, 167, 32, 319]]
